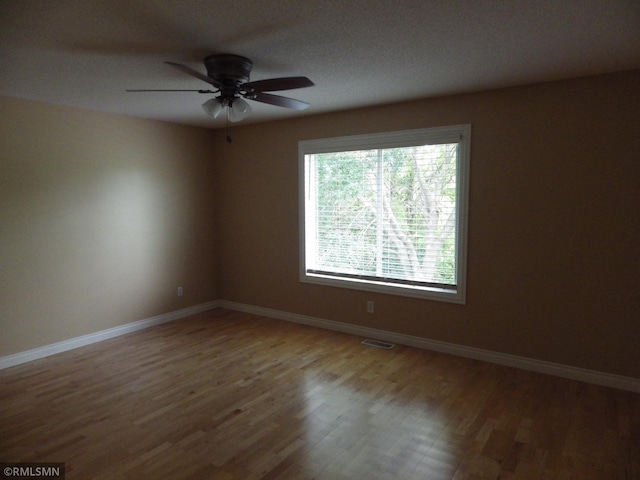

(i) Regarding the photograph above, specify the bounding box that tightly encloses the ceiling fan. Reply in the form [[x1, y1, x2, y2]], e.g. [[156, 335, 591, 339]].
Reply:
[[128, 53, 314, 123]]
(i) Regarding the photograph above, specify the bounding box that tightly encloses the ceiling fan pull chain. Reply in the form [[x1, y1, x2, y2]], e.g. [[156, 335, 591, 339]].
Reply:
[[226, 107, 232, 144]]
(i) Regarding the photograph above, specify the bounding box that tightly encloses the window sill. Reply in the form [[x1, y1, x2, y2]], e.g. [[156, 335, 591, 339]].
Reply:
[[301, 272, 466, 304]]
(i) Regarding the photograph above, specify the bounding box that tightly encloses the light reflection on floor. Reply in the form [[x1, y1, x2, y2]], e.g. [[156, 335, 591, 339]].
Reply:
[[295, 358, 462, 479]]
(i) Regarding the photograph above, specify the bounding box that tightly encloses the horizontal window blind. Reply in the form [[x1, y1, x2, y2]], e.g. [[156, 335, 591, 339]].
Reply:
[[300, 125, 470, 303], [306, 143, 458, 287]]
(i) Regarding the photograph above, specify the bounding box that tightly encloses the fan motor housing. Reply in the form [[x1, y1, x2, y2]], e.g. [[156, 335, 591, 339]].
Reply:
[[204, 54, 253, 90]]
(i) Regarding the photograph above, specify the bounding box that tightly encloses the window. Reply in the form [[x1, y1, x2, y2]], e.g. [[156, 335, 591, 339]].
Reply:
[[299, 125, 470, 303]]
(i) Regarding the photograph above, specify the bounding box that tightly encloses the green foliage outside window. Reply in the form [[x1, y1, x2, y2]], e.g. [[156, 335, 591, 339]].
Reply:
[[311, 143, 458, 285]]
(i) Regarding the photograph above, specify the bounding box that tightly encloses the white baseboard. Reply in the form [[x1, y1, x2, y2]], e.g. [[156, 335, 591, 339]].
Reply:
[[3, 299, 638, 393], [0, 301, 220, 370], [217, 300, 640, 393]]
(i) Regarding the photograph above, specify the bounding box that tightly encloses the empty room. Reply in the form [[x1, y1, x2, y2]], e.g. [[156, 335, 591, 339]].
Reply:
[[1, 1, 639, 479]]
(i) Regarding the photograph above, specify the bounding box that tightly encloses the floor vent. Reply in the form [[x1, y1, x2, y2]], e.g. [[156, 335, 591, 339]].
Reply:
[[361, 339, 395, 349]]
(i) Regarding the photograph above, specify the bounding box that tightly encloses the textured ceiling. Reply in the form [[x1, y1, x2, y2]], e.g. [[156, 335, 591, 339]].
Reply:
[[1, 0, 639, 129]]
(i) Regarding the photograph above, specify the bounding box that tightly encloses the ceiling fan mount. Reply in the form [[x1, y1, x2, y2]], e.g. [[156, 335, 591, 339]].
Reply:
[[204, 54, 253, 92]]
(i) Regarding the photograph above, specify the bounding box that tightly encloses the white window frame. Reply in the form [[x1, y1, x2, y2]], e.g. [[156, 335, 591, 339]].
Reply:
[[299, 124, 470, 304]]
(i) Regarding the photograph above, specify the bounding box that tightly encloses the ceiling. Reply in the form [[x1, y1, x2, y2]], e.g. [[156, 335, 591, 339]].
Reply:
[[1, 0, 639, 129]]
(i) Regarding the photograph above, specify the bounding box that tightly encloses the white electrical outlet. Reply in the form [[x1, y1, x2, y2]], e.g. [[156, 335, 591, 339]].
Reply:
[[367, 301, 374, 313], [177, 287, 183, 297]]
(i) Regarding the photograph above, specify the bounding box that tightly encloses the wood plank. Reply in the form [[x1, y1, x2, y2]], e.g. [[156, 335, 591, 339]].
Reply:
[[1, 308, 638, 479]]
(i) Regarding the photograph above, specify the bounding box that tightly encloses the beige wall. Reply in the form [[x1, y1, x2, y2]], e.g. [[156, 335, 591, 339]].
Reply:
[[2, 71, 638, 378], [1, 97, 218, 356], [215, 71, 640, 378]]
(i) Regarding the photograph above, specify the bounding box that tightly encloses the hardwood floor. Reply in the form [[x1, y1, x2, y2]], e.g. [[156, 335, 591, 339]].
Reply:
[[1, 308, 638, 479]]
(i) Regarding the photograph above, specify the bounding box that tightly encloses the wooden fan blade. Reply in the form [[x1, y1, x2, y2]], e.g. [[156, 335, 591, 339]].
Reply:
[[126, 89, 216, 93], [251, 92, 310, 110], [164, 61, 222, 88], [243, 76, 314, 92]]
